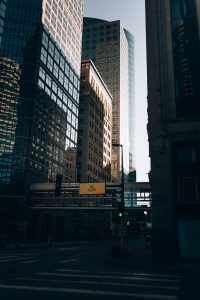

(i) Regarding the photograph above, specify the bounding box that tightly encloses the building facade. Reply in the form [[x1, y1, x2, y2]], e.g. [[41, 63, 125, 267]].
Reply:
[[146, 0, 200, 261], [124, 29, 136, 180], [0, 0, 83, 193], [82, 18, 130, 181], [77, 60, 112, 183]]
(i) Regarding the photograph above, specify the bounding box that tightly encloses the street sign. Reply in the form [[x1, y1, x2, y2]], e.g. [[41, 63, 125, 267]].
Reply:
[[79, 183, 105, 195]]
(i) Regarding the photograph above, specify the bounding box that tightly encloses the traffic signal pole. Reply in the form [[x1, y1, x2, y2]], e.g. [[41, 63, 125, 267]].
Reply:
[[121, 144, 125, 254], [113, 143, 125, 255]]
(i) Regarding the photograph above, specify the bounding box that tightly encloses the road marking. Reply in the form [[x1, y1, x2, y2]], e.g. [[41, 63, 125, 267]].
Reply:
[[55, 268, 87, 273], [0, 284, 177, 299], [106, 271, 183, 279], [49, 271, 180, 283], [16, 277, 179, 290], [57, 259, 79, 264], [21, 260, 38, 264], [55, 268, 88, 273], [0, 257, 35, 263], [0, 255, 19, 260], [55, 268, 182, 279], [0, 253, 32, 257]]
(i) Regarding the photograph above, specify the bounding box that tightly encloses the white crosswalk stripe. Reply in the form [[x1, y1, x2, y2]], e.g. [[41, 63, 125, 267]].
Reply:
[[53, 268, 183, 279], [21, 260, 38, 264], [0, 256, 35, 263], [57, 258, 79, 263], [0, 284, 178, 299], [39, 271, 181, 284], [0, 254, 37, 264], [16, 276, 179, 291]]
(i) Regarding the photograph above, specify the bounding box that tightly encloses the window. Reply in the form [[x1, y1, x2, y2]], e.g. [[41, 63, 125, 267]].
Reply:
[[53, 62, 59, 78], [40, 47, 47, 64], [46, 75, 52, 87], [42, 31, 48, 48], [54, 48, 59, 64], [47, 55, 53, 71], [48, 40, 54, 56], [39, 67, 45, 80], [52, 82, 57, 93]]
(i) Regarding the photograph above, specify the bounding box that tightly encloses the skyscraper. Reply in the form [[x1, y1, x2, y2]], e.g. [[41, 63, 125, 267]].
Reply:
[[124, 29, 136, 181], [82, 18, 132, 181], [0, 0, 83, 193], [77, 60, 112, 183], [146, 0, 200, 261]]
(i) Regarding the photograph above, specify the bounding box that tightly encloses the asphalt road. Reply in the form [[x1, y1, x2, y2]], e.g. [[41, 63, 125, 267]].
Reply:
[[0, 239, 199, 300]]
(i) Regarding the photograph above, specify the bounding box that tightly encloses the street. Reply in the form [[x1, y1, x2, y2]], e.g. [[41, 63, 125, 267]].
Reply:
[[0, 239, 199, 300]]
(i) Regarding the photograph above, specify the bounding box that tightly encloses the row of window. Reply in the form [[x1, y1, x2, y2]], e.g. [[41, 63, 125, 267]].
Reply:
[[38, 66, 78, 104], [38, 67, 78, 118], [84, 23, 118, 33], [42, 30, 79, 88], [43, 0, 82, 74]]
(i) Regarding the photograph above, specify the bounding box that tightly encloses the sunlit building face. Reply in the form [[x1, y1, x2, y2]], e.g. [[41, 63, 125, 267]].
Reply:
[[42, 0, 83, 75], [82, 18, 130, 181], [77, 60, 112, 183]]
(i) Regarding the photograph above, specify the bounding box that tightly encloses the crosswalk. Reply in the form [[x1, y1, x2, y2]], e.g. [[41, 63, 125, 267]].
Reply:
[[1, 249, 199, 299], [0, 266, 183, 299]]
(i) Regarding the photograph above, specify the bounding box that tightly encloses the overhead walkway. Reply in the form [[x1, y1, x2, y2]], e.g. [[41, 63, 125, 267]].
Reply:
[[29, 182, 151, 211]]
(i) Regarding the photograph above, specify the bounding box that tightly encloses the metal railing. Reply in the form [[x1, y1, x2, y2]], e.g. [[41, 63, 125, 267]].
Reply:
[[31, 196, 151, 209]]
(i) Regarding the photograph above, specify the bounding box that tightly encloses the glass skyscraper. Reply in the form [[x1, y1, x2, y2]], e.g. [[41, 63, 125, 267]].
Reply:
[[0, 0, 83, 193], [82, 17, 134, 181], [124, 29, 136, 178]]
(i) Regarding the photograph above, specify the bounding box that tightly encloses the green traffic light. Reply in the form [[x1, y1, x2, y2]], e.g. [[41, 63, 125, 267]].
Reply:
[[118, 212, 123, 217]]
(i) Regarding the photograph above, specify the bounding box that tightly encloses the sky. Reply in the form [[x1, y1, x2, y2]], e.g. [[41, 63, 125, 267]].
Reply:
[[83, 0, 150, 182]]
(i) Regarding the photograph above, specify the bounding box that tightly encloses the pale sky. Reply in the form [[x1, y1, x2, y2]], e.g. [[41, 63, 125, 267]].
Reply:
[[83, 0, 150, 182]]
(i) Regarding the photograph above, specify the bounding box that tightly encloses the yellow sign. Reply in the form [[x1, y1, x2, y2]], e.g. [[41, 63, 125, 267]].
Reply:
[[79, 183, 105, 195]]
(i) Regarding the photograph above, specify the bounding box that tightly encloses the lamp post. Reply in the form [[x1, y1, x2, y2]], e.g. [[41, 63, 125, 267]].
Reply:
[[112, 143, 125, 255]]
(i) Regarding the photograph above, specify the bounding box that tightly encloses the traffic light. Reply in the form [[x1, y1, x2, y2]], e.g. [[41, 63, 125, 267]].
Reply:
[[117, 202, 124, 219], [55, 174, 62, 196]]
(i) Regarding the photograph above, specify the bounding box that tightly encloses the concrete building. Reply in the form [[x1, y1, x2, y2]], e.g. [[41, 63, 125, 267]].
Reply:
[[82, 18, 130, 181], [146, 0, 200, 261], [77, 60, 112, 183], [0, 0, 83, 192]]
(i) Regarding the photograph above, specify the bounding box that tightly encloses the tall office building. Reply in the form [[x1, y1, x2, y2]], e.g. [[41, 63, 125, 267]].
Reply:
[[82, 18, 131, 181], [146, 0, 200, 261], [77, 60, 112, 183], [124, 29, 136, 181], [0, 0, 83, 192]]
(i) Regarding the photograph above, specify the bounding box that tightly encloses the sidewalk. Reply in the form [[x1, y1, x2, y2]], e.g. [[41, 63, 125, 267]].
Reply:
[[110, 237, 200, 275]]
